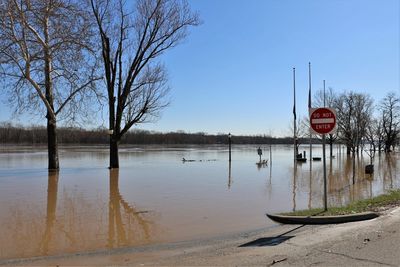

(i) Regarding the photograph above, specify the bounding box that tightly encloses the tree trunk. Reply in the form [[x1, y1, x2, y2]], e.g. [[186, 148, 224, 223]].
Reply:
[[352, 149, 356, 184], [385, 143, 391, 153], [47, 118, 59, 170], [110, 137, 119, 169]]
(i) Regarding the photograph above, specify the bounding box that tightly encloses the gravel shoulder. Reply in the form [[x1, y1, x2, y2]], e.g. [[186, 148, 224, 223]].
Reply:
[[5, 207, 400, 266]]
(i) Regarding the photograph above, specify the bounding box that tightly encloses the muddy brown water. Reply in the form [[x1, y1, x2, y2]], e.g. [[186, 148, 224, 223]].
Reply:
[[0, 144, 398, 260]]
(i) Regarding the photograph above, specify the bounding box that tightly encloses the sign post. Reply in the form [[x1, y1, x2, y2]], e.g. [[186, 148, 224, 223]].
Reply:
[[310, 108, 337, 211]]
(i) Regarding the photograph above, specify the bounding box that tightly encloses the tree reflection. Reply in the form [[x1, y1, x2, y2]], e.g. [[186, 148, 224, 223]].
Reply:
[[108, 169, 152, 248], [384, 154, 396, 189], [36, 169, 154, 256], [40, 170, 59, 255]]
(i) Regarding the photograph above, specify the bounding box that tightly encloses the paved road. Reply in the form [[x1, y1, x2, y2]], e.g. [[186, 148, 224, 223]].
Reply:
[[5, 207, 400, 266], [143, 207, 400, 266]]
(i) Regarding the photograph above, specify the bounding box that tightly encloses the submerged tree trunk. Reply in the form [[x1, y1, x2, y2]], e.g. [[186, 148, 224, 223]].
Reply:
[[47, 118, 59, 170], [110, 138, 119, 169]]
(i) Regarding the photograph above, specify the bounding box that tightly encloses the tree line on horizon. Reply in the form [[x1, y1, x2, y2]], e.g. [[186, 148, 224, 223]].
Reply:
[[0, 122, 315, 145]]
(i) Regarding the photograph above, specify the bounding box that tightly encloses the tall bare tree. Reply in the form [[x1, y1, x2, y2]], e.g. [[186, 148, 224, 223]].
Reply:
[[0, 0, 99, 170], [379, 92, 400, 152], [90, 0, 200, 168], [334, 91, 373, 155]]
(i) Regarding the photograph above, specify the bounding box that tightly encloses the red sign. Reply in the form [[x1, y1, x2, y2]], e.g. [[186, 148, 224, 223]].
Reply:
[[310, 108, 337, 135]]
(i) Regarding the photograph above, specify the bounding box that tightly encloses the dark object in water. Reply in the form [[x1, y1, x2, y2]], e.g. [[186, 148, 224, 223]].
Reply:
[[266, 212, 379, 225], [256, 159, 268, 165], [182, 158, 217, 163], [365, 164, 374, 174], [312, 157, 321, 161], [296, 153, 307, 162]]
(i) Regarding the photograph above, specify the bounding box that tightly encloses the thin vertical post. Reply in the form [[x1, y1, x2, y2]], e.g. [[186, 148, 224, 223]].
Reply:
[[323, 80, 326, 107], [293, 68, 297, 161], [322, 133, 327, 211], [308, 62, 312, 162], [322, 80, 328, 211], [228, 133, 231, 162]]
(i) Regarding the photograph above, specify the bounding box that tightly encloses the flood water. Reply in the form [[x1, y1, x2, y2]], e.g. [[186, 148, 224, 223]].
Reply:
[[0, 144, 399, 260]]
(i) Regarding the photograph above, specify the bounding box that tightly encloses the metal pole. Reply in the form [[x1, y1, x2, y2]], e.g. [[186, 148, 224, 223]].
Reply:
[[293, 68, 297, 161], [228, 133, 231, 162], [322, 133, 328, 211], [309, 62, 312, 162], [322, 80, 328, 211], [323, 80, 326, 107]]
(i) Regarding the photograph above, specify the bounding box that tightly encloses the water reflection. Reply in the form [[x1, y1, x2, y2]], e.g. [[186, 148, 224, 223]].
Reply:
[[40, 171, 59, 255], [108, 169, 152, 248], [1, 145, 400, 261], [292, 162, 297, 212], [0, 169, 155, 261], [228, 161, 232, 189], [293, 149, 400, 210]]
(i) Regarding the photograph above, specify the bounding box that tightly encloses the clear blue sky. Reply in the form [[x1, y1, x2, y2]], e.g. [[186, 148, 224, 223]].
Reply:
[[1, 0, 399, 137]]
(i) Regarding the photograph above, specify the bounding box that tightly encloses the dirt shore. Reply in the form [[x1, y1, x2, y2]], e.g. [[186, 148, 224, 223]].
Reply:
[[4, 207, 400, 266]]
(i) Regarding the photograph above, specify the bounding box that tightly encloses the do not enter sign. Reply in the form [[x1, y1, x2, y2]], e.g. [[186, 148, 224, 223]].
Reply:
[[310, 108, 337, 135]]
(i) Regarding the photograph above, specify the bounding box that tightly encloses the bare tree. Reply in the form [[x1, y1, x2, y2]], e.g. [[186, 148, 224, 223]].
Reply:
[[365, 118, 378, 153], [334, 91, 373, 155], [334, 91, 373, 184], [376, 115, 385, 153], [90, 0, 200, 168], [0, 0, 99, 170], [289, 116, 309, 156], [379, 92, 400, 152]]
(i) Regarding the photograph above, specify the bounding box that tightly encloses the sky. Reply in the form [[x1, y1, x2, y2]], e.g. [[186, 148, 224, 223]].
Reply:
[[1, 0, 399, 137]]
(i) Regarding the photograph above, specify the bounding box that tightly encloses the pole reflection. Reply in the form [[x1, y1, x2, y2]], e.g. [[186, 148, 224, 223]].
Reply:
[[292, 162, 297, 212], [228, 161, 232, 189], [294, 148, 400, 211]]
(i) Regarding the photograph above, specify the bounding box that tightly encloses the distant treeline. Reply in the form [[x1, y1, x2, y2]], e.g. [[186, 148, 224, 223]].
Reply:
[[0, 122, 314, 145]]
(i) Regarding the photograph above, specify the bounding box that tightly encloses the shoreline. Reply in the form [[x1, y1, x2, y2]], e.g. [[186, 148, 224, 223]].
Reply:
[[4, 207, 400, 266], [0, 226, 278, 265]]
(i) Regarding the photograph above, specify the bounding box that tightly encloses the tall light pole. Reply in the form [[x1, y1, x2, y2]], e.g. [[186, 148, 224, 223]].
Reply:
[[228, 133, 232, 162]]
